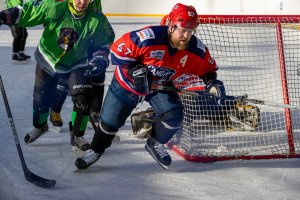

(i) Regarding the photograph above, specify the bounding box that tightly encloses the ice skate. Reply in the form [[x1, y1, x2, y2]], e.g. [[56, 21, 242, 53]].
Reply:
[[24, 124, 49, 144], [145, 137, 172, 169], [49, 109, 63, 132], [12, 52, 29, 64], [69, 122, 91, 153], [19, 51, 31, 60], [75, 149, 102, 169]]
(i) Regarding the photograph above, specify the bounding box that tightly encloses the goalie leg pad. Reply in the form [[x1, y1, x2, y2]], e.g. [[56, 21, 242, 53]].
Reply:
[[131, 109, 156, 139], [225, 102, 260, 131]]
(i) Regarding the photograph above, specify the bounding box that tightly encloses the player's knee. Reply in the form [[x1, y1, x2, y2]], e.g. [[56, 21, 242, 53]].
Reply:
[[153, 109, 183, 144], [72, 93, 90, 114]]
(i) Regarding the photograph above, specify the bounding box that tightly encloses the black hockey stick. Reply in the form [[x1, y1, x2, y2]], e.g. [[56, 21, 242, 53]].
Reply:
[[151, 84, 300, 110], [151, 84, 201, 96], [0, 75, 56, 189]]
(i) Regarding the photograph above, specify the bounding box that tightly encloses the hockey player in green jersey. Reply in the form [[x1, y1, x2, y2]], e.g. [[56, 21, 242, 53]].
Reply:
[[5, 0, 31, 62], [49, 0, 103, 131], [0, 0, 115, 152]]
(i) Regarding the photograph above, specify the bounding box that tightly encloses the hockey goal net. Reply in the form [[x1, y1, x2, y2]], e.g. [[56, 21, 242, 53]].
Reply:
[[169, 15, 300, 162]]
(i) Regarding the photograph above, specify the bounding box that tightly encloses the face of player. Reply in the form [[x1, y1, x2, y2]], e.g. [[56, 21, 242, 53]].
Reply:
[[73, 0, 90, 13], [169, 25, 195, 50]]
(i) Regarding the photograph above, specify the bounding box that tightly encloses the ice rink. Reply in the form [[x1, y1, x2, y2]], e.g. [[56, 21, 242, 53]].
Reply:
[[1, 19, 300, 200]]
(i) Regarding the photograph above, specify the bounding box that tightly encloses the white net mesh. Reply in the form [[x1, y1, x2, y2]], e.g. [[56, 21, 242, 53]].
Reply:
[[170, 16, 300, 162]]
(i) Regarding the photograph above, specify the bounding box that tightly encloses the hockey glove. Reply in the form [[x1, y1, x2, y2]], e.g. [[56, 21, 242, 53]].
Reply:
[[84, 55, 109, 79], [205, 79, 226, 105], [127, 64, 152, 94]]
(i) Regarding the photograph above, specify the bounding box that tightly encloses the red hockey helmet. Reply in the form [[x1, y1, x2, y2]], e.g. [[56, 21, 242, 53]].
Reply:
[[168, 3, 199, 29], [160, 15, 171, 26]]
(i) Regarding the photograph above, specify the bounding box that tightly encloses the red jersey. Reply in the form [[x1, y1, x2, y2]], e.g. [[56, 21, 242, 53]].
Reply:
[[110, 26, 217, 95]]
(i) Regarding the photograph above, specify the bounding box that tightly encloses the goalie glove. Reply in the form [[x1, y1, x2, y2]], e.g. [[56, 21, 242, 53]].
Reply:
[[225, 101, 260, 131]]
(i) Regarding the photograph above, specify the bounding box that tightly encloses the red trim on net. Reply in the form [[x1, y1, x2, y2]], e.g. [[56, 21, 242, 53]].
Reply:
[[197, 15, 300, 24], [168, 143, 300, 163]]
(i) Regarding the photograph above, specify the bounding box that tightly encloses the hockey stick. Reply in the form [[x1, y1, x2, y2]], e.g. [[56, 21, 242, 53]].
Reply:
[[233, 95, 300, 110], [151, 84, 201, 96], [0, 75, 56, 189], [151, 84, 300, 110]]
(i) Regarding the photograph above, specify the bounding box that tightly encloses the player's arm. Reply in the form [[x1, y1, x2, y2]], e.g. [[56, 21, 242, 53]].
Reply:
[[198, 47, 226, 98], [110, 28, 153, 94], [0, 0, 48, 27], [85, 15, 115, 78], [110, 32, 140, 66]]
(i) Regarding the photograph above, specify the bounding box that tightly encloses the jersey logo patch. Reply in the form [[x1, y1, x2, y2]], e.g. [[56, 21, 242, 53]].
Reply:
[[57, 28, 79, 51], [136, 28, 155, 43], [148, 65, 175, 82], [150, 50, 165, 60]]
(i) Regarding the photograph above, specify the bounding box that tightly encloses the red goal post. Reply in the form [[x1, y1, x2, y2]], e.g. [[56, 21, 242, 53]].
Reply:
[[169, 15, 300, 162]]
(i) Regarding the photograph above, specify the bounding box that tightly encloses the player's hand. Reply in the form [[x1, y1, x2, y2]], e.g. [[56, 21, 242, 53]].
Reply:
[[127, 64, 152, 94], [84, 55, 109, 78], [206, 80, 225, 97]]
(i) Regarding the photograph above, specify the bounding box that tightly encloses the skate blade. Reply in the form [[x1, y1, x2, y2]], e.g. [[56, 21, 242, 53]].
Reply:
[[87, 124, 93, 129], [12, 59, 34, 65], [50, 125, 63, 133], [72, 146, 88, 154], [145, 145, 169, 170]]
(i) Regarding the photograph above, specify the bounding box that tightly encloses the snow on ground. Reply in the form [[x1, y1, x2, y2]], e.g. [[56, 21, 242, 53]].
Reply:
[[0, 19, 300, 200]]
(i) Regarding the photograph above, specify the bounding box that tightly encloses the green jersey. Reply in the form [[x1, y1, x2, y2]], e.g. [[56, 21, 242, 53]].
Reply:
[[16, 0, 114, 75], [5, 0, 24, 8]]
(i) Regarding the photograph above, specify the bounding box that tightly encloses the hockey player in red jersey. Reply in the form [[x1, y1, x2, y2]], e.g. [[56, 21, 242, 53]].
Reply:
[[75, 3, 226, 169]]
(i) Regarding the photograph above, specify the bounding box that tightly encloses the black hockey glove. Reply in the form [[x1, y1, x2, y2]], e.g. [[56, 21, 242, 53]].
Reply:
[[205, 79, 226, 105], [84, 55, 109, 79], [127, 64, 152, 94]]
